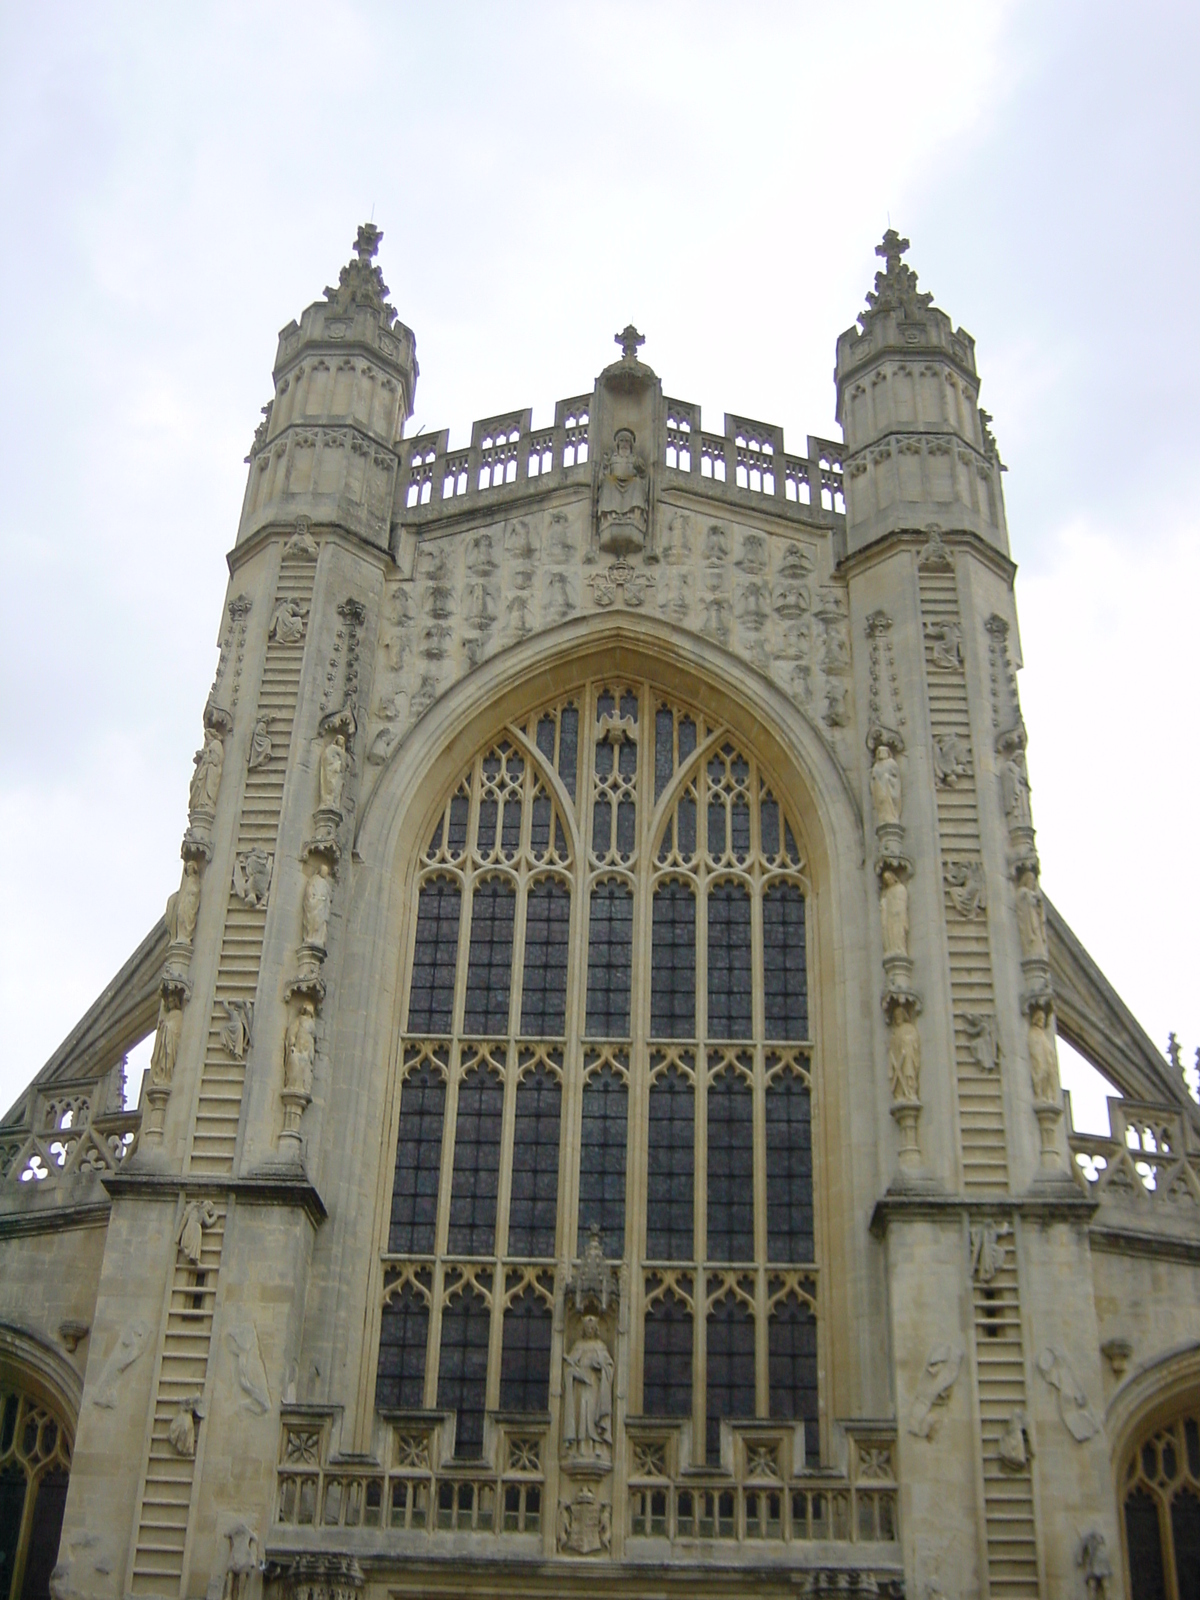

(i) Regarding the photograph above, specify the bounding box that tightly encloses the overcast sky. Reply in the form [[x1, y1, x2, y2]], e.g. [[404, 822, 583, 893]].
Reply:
[[1, 1, 1196, 1129]]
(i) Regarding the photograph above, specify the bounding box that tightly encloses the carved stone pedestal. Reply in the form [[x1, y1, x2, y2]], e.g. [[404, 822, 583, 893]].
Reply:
[[142, 1085, 170, 1141], [891, 1100, 923, 1170], [302, 806, 343, 868], [280, 1089, 312, 1147], [875, 821, 905, 858], [1033, 1102, 1063, 1172]]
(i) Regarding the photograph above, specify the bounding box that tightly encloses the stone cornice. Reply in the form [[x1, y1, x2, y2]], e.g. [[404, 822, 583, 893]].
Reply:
[[870, 1186, 1096, 1236], [837, 526, 1016, 585], [0, 1199, 112, 1240], [1087, 1223, 1200, 1266], [102, 1170, 327, 1226]]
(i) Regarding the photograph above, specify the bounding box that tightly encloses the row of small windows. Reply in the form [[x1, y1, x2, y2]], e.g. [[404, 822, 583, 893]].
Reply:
[[389, 1058, 812, 1264], [377, 1281, 817, 1465], [409, 875, 807, 1041]]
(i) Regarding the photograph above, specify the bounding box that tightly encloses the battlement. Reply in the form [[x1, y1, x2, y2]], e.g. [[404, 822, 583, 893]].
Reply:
[[397, 393, 845, 530]]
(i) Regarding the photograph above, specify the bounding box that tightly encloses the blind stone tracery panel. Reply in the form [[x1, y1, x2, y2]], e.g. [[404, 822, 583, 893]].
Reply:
[[379, 684, 820, 1475]]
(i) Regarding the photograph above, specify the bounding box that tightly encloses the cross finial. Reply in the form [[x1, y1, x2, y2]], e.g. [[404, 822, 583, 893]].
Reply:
[[615, 323, 645, 361], [354, 223, 383, 263], [876, 229, 909, 277]]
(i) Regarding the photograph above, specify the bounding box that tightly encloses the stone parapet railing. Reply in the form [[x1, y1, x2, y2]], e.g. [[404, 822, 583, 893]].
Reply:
[[1068, 1096, 1200, 1209]]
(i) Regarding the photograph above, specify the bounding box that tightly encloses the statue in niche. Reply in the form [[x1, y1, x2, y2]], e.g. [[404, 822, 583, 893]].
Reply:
[[464, 582, 498, 632], [661, 512, 692, 564], [466, 530, 497, 573], [880, 869, 909, 958], [888, 1004, 921, 1102], [319, 734, 347, 812], [177, 1199, 219, 1267], [166, 860, 202, 945], [284, 1002, 317, 1096], [562, 1314, 614, 1460], [232, 848, 274, 908], [149, 1002, 183, 1088], [268, 599, 305, 644], [701, 595, 731, 645], [823, 682, 849, 728], [870, 743, 902, 826], [822, 619, 851, 674], [597, 429, 649, 555], [508, 593, 534, 637], [1014, 869, 1047, 960], [1002, 749, 1033, 828], [546, 571, 574, 623], [1027, 1005, 1060, 1104], [505, 519, 540, 561], [189, 729, 224, 817], [302, 863, 332, 949], [247, 718, 273, 771], [704, 523, 728, 565], [736, 533, 768, 574]]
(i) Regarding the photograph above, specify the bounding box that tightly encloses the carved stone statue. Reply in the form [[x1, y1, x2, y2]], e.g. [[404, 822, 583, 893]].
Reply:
[[177, 1199, 219, 1266], [91, 1318, 149, 1409], [168, 1401, 199, 1458], [149, 1002, 183, 1088], [880, 869, 909, 959], [232, 848, 274, 908], [907, 1341, 963, 1438], [1078, 1530, 1114, 1598], [597, 428, 649, 555], [1036, 1346, 1100, 1442], [870, 744, 902, 826], [269, 599, 305, 644], [562, 1315, 614, 1459], [284, 1002, 317, 1096], [888, 1005, 921, 1102], [302, 863, 332, 949], [1027, 1005, 1060, 1103], [1002, 749, 1032, 828], [219, 998, 254, 1061], [220, 1518, 260, 1600], [189, 729, 224, 817], [166, 860, 202, 946], [319, 734, 347, 811], [1015, 869, 1047, 959], [247, 718, 273, 771]]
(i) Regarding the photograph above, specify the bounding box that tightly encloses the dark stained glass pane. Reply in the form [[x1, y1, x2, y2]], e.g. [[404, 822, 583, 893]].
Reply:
[[1125, 1489, 1167, 1600], [388, 1062, 445, 1254], [706, 1295, 756, 1462], [408, 878, 461, 1034], [19, 1469, 68, 1600], [655, 708, 674, 800], [499, 1291, 553, 1412], [768, 1295, 818, 1463], [731, 796, 751, 862], [578, 1066, 627, 1247], [529, 793, 553, 857], [521, 881, 570, 1036], [558, 706, 579, 800], [536, 714, 556, 764], [762, 884, 808, 1040], [707, 1070, 755, 1259], [760, 795, 780, 858], [586, 882, 632, 1037], [707, 884, 752, 1038], [448, 1069, 503, 1255], [0, 1472, 27, 1600], [765, 1072, 814, 1262], [646, 1069, 693, 1260], [1172, 1486, 1200, 1600], [508, 1066, 561, 1258], [463, 880, 515, 1034], [446, 791, 470, 856], [676, 795, 696, 857], [376, 1284, 429, 1410], [643, 1295, 692, 1418], [678, 717, 697, 764], [437, 1289, 490, 1457], [651, 881, 695, 1038]]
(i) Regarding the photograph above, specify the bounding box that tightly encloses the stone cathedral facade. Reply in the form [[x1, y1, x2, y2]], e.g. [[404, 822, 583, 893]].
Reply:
[[2, 227, 1199, 1600]]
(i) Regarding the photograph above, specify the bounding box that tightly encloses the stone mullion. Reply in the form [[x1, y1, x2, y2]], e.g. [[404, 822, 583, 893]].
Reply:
[[625, 678, 651, 1416]]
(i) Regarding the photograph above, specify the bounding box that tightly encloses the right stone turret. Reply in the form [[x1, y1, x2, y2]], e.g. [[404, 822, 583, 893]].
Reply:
[[835, 230, 1007, 557]]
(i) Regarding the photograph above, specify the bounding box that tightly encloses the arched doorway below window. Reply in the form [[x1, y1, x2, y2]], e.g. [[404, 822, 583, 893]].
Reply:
[[1122, 1404, 1200, 1600], [0, 1384, 72, 1600]]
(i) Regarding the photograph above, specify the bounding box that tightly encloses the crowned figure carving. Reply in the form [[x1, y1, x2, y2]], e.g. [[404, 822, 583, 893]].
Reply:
[[597, 428, 649, 555], [323, 224, 397, 327]]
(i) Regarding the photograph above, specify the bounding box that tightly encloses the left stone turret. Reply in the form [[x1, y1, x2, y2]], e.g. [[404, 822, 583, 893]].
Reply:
[[239, 223, 417, 552]]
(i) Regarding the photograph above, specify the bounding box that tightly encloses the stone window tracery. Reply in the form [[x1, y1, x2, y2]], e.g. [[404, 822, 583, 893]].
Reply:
[[1122, 1404, 1200, 1600], [375, 682, 818, 1470], [0, 1384, 73, 1600]]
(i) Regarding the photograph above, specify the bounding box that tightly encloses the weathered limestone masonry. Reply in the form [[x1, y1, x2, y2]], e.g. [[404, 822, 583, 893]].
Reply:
[[3, 225, 1200, 1600]]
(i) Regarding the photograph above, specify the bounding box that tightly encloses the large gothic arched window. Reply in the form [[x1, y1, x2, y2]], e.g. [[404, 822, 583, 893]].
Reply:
[[0, 1384, 72, 1600], [375, 683, 817, 1469], [1122, 1404, 1200, 1600]]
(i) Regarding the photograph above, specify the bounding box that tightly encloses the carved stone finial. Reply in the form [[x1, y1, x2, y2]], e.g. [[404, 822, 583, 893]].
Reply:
[[324, 225, 396, 327], [614, 323, 645, 362], [567, 1224, 618, 1313], [861, 229, 935, 328]]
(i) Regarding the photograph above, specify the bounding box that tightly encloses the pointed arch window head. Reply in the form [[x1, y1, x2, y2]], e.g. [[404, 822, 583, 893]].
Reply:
[[380, 682, 817, 1469]]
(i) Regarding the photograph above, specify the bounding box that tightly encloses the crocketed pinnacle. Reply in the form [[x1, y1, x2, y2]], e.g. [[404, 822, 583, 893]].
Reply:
[[324, 223, 397, 328], [859, 229, 935, 328]]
